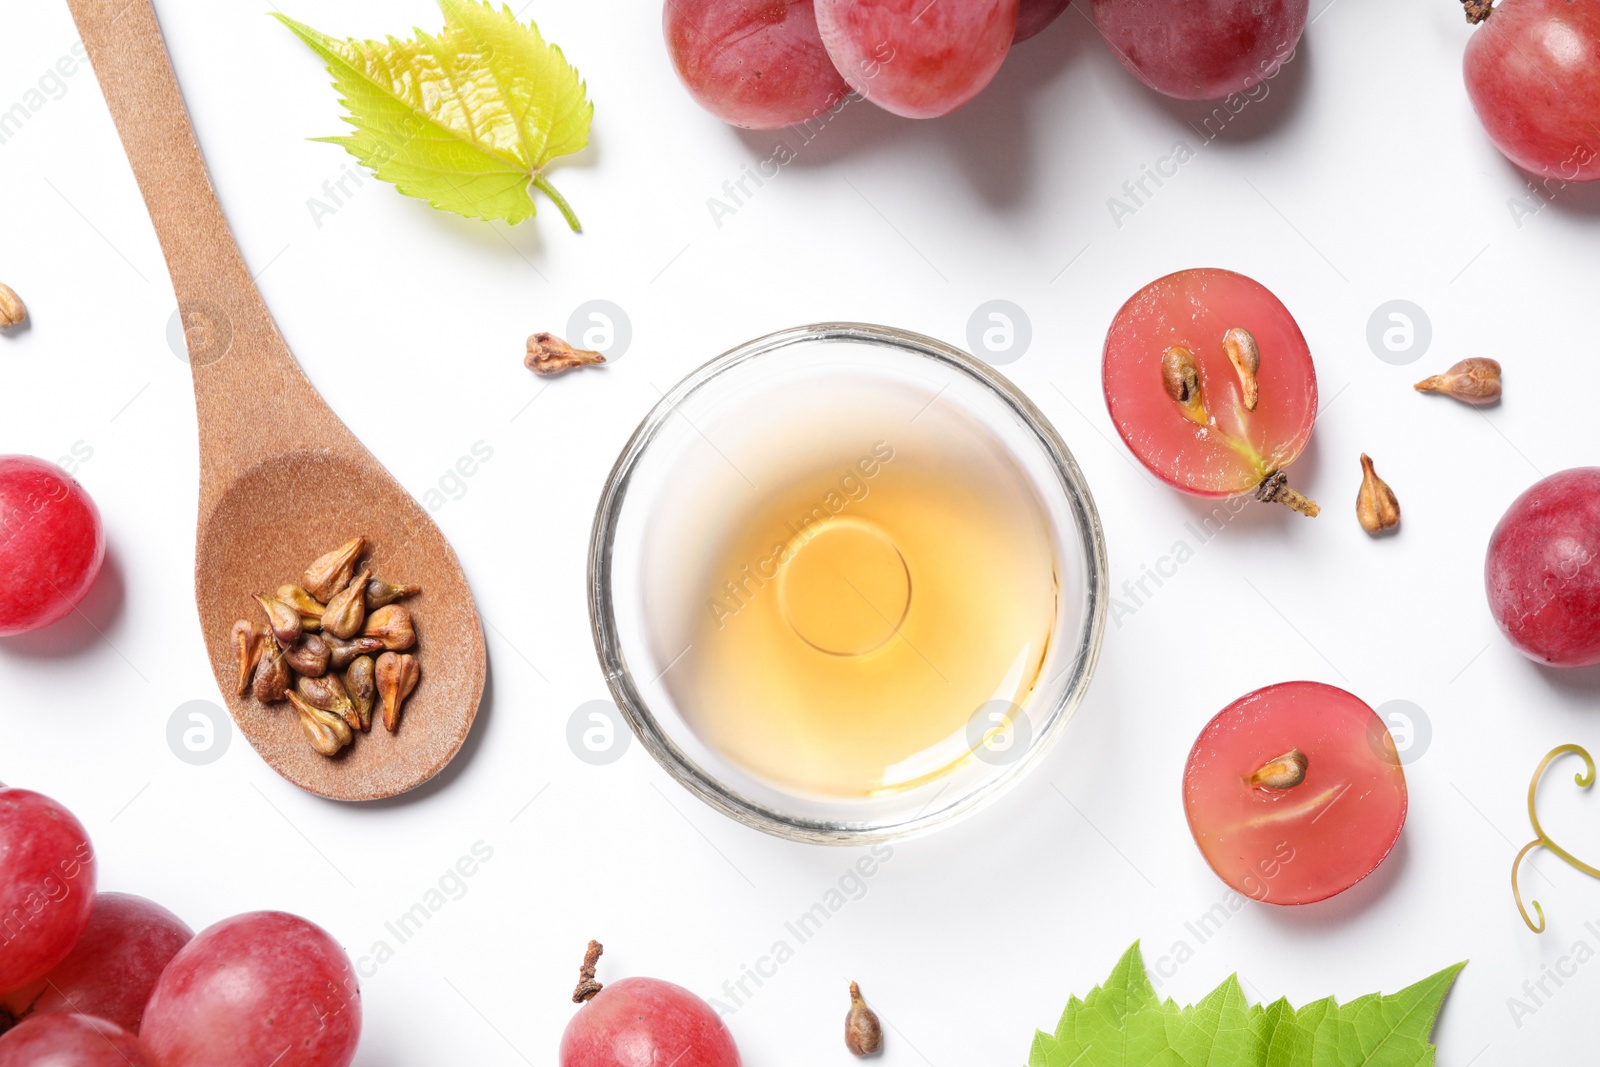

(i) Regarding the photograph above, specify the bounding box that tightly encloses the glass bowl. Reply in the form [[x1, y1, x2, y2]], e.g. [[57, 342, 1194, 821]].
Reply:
[[588, 323, 1108, 844]]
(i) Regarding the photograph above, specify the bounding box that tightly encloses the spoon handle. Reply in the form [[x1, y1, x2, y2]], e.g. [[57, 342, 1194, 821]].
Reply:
[[69, 0, 343, 503]]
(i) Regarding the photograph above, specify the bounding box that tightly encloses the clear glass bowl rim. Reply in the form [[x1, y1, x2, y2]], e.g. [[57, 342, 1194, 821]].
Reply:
[[587, 322, 1110, 844]]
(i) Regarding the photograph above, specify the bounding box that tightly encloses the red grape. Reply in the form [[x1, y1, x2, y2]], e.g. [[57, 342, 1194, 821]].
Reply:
[[562, 978, 740, 1067], [1103, 268, 1319, 514], [14, 893, 193, 1034], [1014, 0, 1070, 42], [815, 0, 1019, 119], [141, 912, 360, 1067], [0, 457, 105, 637], [0, 788, 97, 996], [1463, 0, 1600, 180], [665, 0, 852, 129], [0, 1014, 159, 1067], [1183, 682, 1408, 905], [1485, 468, 1600, 667], [1089, 0, 1306, 100]]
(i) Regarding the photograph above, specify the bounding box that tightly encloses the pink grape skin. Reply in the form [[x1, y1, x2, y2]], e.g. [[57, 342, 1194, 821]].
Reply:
[[1088, 0, 1307, 101], [0, 788, 97, 996], [1464, 0, 1600, 181], [1485, 468, 1600, 667], [0, 457, 105, 636], [560, 977, 741, 1067], [1102, 268, 1317, 497], [815, 0, 1020, 119], [141, 912, 361, 1067], [17, 893, 194, 1034], [665, 0, 852, 129], [0, 1014, 159, 1067], [1014, 0, 1071, 42]]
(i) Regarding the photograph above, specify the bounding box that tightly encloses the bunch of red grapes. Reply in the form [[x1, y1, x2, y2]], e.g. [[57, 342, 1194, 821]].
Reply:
[[0, 784, 360, 1067], [663, 0, 1308, 126], [665, 0, 1600, 185]]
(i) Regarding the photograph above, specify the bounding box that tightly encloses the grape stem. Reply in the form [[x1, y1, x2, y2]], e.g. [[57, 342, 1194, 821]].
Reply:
[[1460, 0, 1494, 23], [572, 939, 605, 1004], [1198, 384, 1321, 517]]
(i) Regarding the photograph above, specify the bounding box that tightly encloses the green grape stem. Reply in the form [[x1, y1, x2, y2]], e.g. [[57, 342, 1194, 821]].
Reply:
[[534, 174, 582, 232], [1200, 388, 1319, 516]]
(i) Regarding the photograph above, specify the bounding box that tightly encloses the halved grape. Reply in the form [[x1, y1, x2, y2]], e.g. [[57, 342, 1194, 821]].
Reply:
[[815, 0, 1019, 119], [1103, 268, 1319, 512], [0, 1014, 159, 1067], [1089, 0, 1306, 101], [665, 0, 852, 129], [1183, 682, 1407, 905], [141, 912, 360, 1067], [0, 787, 97, 996], [1463, 0, 1600, 180]]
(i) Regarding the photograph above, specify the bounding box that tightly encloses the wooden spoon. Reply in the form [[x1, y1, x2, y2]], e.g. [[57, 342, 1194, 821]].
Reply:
[[69, 0, 486, 801]]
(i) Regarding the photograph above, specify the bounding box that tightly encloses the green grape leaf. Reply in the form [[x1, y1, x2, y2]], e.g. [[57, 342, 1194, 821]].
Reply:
[[1030, 943, 1464, 1067], [273, 0, 592, 229]]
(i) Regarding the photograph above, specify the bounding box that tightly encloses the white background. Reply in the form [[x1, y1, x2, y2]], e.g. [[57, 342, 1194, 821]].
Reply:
[[4, 0, 1600, 1063]]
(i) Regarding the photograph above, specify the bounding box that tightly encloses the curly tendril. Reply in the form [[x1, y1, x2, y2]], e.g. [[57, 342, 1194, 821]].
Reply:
[[1513, 744, 1600, 934]]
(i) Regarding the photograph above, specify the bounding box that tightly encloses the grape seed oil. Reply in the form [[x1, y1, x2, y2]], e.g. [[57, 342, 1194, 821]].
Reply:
[[646, 371, 1061, 799]]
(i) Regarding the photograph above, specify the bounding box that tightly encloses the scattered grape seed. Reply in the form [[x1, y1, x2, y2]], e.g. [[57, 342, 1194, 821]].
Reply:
[[1356, 454, 1401, 535], [526, 332, 605, 375], [0, 282, 26, 329], [1413, 358, 1502, 405], [845, 981, 883, 1057]]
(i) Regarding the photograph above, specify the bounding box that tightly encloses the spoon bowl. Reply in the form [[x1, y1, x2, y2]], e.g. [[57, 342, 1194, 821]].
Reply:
[[196, 453, 482, 799], [72, 0, 486, 800]]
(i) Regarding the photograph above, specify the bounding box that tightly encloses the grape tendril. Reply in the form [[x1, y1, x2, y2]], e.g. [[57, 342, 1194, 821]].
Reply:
[[1513, 744, 1600, 934]]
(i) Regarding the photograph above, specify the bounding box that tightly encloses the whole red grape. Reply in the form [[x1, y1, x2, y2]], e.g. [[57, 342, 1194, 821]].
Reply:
[[665, 0, 852, 129], [561, 977, 740, 1067], [11, 893, 193, 1034], [141, 912, 361, 1067], [0, 788, 97, 996], [1089, 0, 1307, 100], [0, 457, 105, 637], [1486, 468, 1600, 667], [1463, 0, 1600, 180], [1014, 0, 1071, 42], [0, 1014, 159, 1067], [815, 0, 1019, 119]]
